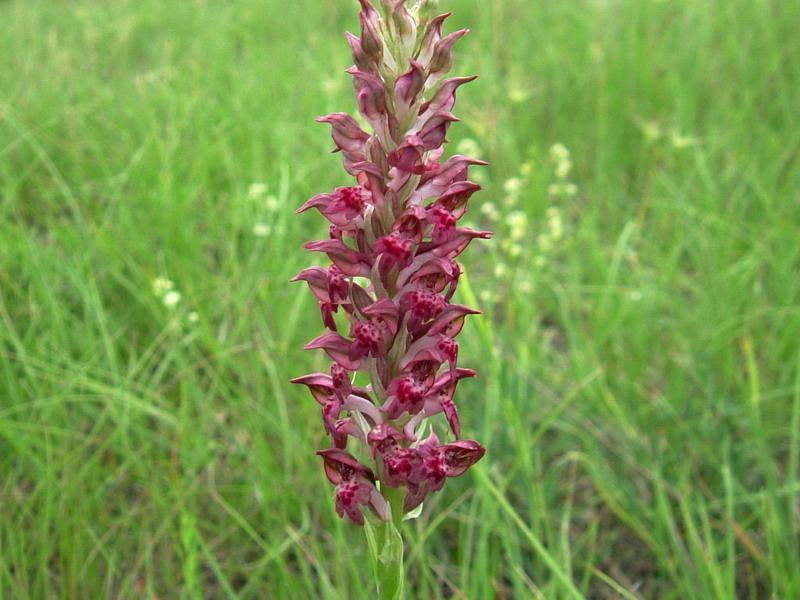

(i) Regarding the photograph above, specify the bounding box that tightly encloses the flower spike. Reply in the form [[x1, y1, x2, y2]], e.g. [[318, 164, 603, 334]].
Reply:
[[293, 0, 487, 529]]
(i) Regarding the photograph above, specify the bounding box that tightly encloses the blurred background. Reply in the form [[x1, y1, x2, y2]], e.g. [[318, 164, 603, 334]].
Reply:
[[1, 0, 799, 598]]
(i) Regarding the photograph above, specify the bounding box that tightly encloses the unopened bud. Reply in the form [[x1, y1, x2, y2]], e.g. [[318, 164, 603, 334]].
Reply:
[[358, 0, 384, 59], [417, 0, 440, 21], [414, 12, 449, 64], [346, 32, 379, 75], [428, 28, 468, 80]]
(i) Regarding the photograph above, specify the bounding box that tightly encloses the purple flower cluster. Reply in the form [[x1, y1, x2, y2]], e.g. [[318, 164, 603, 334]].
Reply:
[[292, 0, 488, 526]]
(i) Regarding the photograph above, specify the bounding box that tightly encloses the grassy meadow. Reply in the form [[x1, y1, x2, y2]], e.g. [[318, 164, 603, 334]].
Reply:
[[1, 0, 799, 598]]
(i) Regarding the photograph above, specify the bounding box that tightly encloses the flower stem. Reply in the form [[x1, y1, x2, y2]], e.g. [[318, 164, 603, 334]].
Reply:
[[365, 486, 406, 600]]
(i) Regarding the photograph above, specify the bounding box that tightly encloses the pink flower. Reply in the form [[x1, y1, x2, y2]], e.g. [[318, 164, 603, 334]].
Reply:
[[404, 431, 486, 512], [296, 186, 369, 230], [317, 448, 388, 525]]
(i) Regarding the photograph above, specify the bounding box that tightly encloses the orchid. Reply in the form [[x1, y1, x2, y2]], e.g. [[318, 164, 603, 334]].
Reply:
[[292, 1, 488, 597]]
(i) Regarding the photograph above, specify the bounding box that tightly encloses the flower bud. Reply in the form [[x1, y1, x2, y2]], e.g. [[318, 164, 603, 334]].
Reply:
[[427, 28, 468, 84], [346, 32, 380, 76], [358, 0, 384, 60], [389, 2, 417, 58]]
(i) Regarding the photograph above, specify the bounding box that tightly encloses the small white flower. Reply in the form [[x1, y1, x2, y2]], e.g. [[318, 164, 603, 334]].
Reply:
[[481, 202, 501, 222], [505, 210, 527, 229], [506, 210, 528, 241], [253, 223, 270, 237], [534, 255, 547, 267], [637, 119, 663, 143], [264, 195, 281, 212], [163, 291, 181, 308], [549, 215, 564, 240], [537, 234, 552, 251], [507, 83, 533, 104], [187, 311, 200, 323], [247, 183, 268, 198], [555, 159, 572, 180], [480, 202, 497, 215], [494, 263, 508, 278], [519, 279, 533, 293], [152, 277, 174, 297], [549, 143, 570, 163], [548, 182, 578, 197], [503, 177, 523, 195], [671, 131, 700, 149], [456, 137, 482, 159], [509, 244, 523, 257]]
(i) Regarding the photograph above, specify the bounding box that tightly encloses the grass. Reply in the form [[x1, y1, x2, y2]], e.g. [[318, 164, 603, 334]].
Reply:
[[1, 0, 798, 597]]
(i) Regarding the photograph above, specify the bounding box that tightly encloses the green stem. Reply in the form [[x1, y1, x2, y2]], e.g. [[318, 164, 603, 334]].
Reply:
[[386, 485, 405, 538], [365, 486, 406, 600]]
